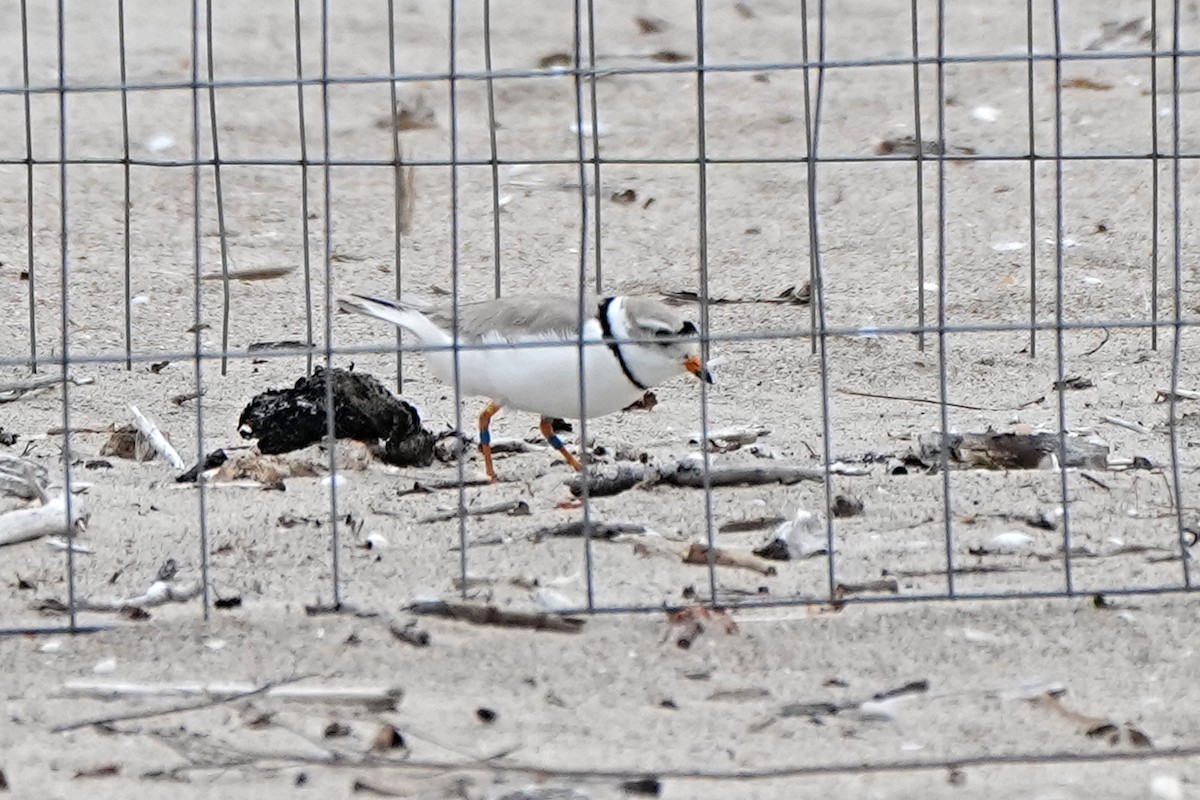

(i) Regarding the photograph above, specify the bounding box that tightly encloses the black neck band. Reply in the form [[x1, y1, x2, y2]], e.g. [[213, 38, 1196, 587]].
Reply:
[[598, 297, 650, 392]]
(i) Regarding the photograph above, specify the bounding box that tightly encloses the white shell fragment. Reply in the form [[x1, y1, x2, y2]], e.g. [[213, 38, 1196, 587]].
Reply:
[[972, 105, 1000, 122], [533, 588, 575, 612], [147, 133, 175, 152], [773, 509, 827, 558], [1149, 775, 1184, 800], [989, 531, 1034, 553], [569, 120, 609, 138]]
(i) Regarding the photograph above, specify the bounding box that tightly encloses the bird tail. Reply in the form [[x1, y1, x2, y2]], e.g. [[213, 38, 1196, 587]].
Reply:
[[337, 294, 446, 343]]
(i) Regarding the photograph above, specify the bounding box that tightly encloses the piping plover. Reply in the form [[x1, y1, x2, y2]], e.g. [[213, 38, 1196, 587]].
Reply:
[[338, 293, 712, 480]]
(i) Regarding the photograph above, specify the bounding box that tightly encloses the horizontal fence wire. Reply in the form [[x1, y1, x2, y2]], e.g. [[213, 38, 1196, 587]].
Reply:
[[1, 318, 1198, 371], [3, 46, 1200, 98]]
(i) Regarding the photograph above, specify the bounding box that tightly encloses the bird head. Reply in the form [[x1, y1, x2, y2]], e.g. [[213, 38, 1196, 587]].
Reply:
[[622, 298, 714, 385]]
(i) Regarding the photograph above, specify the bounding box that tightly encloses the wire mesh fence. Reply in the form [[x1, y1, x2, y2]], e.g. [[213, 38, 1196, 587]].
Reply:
[[1, 0, 1196, 647]]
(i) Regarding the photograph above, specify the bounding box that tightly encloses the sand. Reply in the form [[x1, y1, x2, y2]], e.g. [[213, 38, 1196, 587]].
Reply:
[[1, 0, 1199, 796]]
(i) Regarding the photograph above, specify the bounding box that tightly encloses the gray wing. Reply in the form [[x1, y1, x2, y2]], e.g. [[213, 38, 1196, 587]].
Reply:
[[428, 294, 593, 341]]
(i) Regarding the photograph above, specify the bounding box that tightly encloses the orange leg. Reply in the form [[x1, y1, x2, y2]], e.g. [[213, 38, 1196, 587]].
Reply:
[[478, 401, 502, 481], [539, 417, 582, 472]]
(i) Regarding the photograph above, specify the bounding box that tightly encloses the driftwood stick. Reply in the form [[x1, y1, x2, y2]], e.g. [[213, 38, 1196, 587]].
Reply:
[[682, 543, 778, 576], [391, 478, 492, 498], [1102, 416, 1157, 436], [720, 516, 788, 533], [419, 498, 530, 524], [61, 680, 403, 706], [1156, 388, 1200, 402], [0, 373, 94, 403], [488, 437, 546, 454], [0, 494, 88, 547], [51, 675, 316, 733], [835, 579, 900, 596], [73, 579, 203, 612], [667, 463, 832, 488], [408, 599, 584, 633], [529, 520, 647, 541], [568, 461, 834, 498], [689, 427, 771, 445], [201, 266, 296, 282]]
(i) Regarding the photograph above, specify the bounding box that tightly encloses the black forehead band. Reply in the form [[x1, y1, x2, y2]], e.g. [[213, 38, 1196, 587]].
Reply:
[[678, 320, 698, 336]]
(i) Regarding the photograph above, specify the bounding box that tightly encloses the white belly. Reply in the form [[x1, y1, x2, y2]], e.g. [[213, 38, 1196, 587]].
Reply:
[[424, 337, 644, 419]]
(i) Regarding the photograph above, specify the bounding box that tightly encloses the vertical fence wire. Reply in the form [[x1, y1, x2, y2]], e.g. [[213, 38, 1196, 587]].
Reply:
[[190, 0, 212, 617], [1150, 0, 1161, 352], [20, 0, 36, 372], [319, 0, 343, 608], [204, 0, 233, 377], [448, 0, 471, 600], [804, 23, 818, 358], [585, 0, 604, 297], [691, 0, 720, 604], [934, 0, 956, 596], [798, 0, 837, 600], [910, 0, 927, 353], [117, 0, 132, 371], [293, 0, 315, 376], [1167, 0, 1192, 587], [1050, 0, 1075, 595], [483, 0, 503, 299], [55, 0, 77, 630], [586, 0, 604, 297], [387, 0, 406, 384], [1025, 0, 1038, 358], [570, 0, 597, 610]]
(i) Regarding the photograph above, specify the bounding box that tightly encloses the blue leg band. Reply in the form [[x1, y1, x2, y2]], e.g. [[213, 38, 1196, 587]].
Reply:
[[548, 434, 565, 450], [479, 430, 491, 445]]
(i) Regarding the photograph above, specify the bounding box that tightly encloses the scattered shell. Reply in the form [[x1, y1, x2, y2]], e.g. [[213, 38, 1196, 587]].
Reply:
[[856, 699, 898, 721], [147, 133, 175, 153], [93, 658, 117, 674], [972, 105, 1000, 122], [989, 531, 1034, 552], [961, 627, 998, 644], [1149, 775, 1184, 800], [44, 537, 93, 554], [533, 588, 574, 612], [755, 509, 827, 560], [992, 241, 1026, 252], [364, 533, 389, 550], [569, 120, 610, 138]]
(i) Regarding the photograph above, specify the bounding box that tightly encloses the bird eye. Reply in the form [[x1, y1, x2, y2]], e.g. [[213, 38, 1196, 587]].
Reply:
[[653, 328, 673, 337]]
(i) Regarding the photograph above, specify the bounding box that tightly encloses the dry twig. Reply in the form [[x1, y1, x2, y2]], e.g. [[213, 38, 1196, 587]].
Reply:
[[408, 599, 584, 633]]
